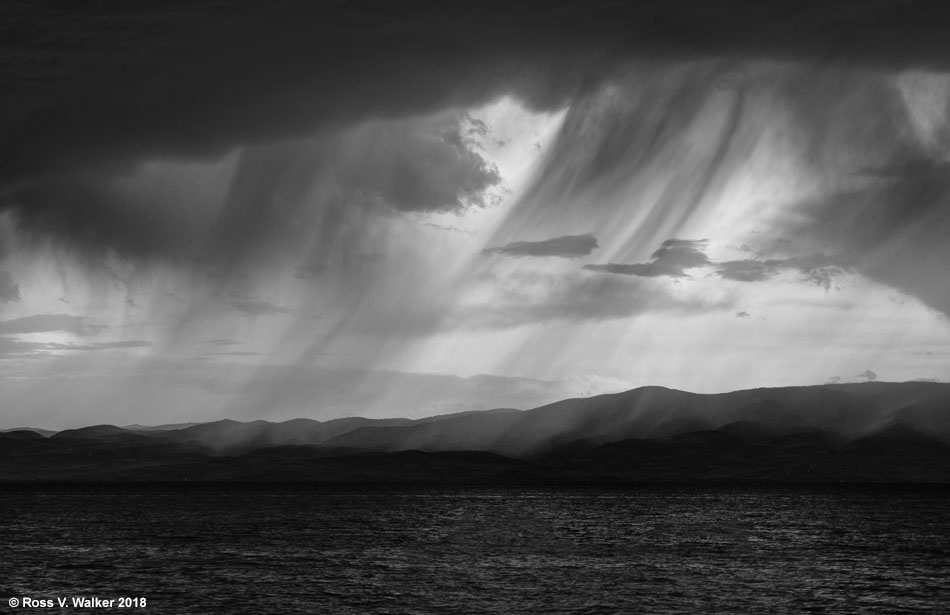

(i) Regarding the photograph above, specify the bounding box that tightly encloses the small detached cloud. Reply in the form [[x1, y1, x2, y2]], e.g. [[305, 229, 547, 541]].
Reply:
[[584, 239, 710, 278], [715, 253, 851, 289], [856, 369, 878, 381], [483, 234, 598, 258], [228, 297, 291, 318], [0, 271, 20, 303], [735, 311, 750, 318], [714, 259, 775, 282]]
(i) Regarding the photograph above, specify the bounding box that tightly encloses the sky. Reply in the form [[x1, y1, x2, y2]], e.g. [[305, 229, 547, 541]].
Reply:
[[3, 1, 950, 428]]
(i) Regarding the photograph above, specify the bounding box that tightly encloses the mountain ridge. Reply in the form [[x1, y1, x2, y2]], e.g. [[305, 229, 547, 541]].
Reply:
[[3, 381, 949, 482]]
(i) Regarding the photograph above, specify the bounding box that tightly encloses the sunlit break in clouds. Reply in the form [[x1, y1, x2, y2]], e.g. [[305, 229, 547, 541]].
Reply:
[[3, 1, 950, 429]]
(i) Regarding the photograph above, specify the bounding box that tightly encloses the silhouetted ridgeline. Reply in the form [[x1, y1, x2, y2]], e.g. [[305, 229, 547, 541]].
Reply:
[[2, 382, 950, 482]]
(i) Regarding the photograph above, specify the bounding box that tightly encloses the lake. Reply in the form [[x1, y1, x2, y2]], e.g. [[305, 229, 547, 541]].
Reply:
[[2, 484, 949, 613]]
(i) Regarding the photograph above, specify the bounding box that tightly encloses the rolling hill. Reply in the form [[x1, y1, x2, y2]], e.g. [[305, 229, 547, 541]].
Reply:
[[1, 382, 949, 482]]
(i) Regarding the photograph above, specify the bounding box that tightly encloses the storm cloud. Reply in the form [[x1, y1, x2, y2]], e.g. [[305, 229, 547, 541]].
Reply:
[[7, 1, 950, 262], [8, 1, 950, 182], [4, 2, 950, 427], [585, 239, 709, 277]]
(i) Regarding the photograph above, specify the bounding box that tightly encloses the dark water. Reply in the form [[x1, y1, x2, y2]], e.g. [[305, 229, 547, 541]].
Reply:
[[2, 484, 949, 614]]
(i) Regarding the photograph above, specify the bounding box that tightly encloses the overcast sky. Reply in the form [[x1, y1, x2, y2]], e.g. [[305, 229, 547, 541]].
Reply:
[[3, 1, 950, 428]]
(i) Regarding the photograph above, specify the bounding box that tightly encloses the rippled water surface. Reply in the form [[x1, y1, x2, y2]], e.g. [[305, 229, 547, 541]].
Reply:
[[2, 484, 949, 614]]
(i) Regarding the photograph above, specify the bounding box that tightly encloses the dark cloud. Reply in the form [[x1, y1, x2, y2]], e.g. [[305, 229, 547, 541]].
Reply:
[[715, 253, 850, 288], [0, 314, 104, 336], [0, 112, 501, 273], [343, 118, 501, 213], [715, 260, 775, 282], [585, 239, 709, 277], [0, 2, 590, 263], [204, 114, 498, 282], [483, 234, 599, 259], [583, 263, 670, 277], [735, 311, 750, 318], [857, 369, 878, 381], [0, 2, 598, 189], [7, 1, 950, 188], [4, 175, 189, 258], [652, 239, 711, 267], [7, 2, 950, 264], [0, 270, 19, 303], [228, 298, 291, 318]]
